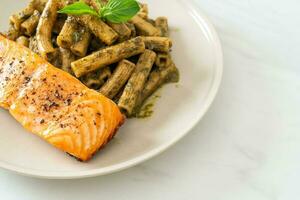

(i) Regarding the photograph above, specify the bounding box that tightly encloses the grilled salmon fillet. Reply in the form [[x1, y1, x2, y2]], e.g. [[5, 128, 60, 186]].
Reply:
[[0, 35, 125, 161]]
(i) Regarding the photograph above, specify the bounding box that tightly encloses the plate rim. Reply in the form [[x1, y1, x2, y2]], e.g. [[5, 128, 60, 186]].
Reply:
[[0, 0, 223, 179]]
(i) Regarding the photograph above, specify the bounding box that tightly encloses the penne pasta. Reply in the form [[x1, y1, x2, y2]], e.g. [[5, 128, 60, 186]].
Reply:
[[107, 22, 132, 42], [118, 50, 157, 116], [126, 23, 137, 38], [129, 15, 160, 36], [10, 0, 46, 31], [155, 17, 169, 37], [10, 1, 35, 30], [155, 53, 171, 69], [5, 25, 20, 41], [20, 10, 40, 36], [16, 36, 30, 47], [138, 3, 149, 19], [57, 16, 78, 49], [36, 0, 58, 61], [99, 60, 136, 99], [142, 36, 172, 52], [135, 61, 179, 112], [70, 27, 92, 57], [81, 67, 111, 89], [75, 15, 118, 45], [81, 72, 103, 89], [165, 62, 180, 83], [59, 47, 76, 74], [71, 36, 145, 77], [32, 0, 48, 12]]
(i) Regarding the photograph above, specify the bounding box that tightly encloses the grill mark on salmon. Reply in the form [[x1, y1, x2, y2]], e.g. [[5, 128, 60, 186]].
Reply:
[[0, 35, 125, 161]]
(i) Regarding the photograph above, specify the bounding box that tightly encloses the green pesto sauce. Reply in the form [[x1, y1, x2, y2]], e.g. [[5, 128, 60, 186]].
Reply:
[[135, 93, 161, 119], [135, 79, 180, 119]]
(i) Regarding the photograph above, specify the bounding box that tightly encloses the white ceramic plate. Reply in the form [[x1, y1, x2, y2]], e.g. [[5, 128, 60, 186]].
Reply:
[[0, 0, 223, 179]]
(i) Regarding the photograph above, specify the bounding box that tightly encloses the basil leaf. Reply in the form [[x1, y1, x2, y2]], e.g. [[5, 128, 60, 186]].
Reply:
[[101, 0, 140, 23], [58, 0, 140, 23], [58, 1, 99, 17]]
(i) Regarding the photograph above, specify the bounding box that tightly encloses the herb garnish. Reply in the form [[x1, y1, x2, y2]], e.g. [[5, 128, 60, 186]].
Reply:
[[58, 0, 140, 23]]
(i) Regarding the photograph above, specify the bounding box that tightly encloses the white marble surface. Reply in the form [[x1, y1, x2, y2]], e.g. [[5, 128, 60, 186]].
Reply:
[[0, 0, 299, 199]]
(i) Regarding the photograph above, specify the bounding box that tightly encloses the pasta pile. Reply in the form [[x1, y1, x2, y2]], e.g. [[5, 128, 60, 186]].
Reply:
[[4, 0, 179, 117]]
